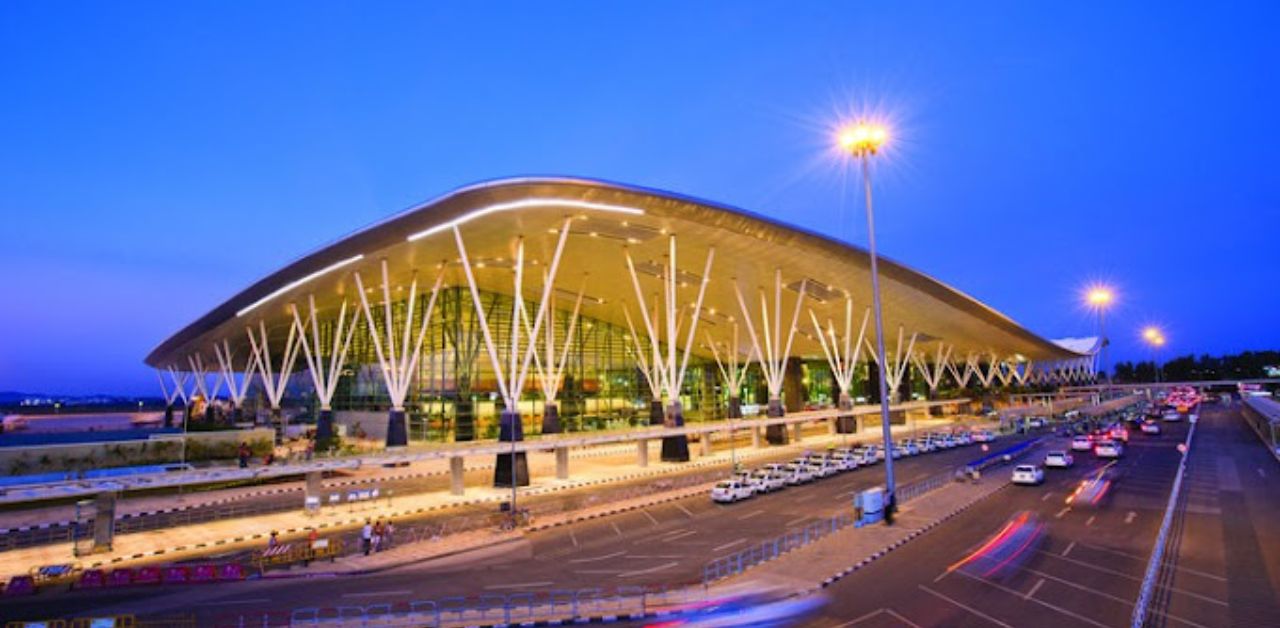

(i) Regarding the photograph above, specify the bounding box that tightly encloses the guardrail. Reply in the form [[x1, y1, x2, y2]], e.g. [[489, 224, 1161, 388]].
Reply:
[[1130, 419, 1197, 628]]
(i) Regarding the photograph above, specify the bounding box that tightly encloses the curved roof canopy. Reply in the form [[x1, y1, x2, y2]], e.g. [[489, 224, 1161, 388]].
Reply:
[[146, 177, 1087, 368]]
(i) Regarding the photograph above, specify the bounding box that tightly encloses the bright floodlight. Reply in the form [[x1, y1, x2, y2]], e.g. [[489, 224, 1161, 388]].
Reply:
[[1142, 326, 1162, 342], [838, 122, 888, 156], [1085, 286, 1114, 308]]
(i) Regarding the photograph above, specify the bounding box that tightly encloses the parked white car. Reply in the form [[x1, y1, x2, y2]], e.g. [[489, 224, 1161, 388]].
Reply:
[[1044, 451, 1074, 468], [749, 468, 787, 493], [802, 456, 839, 478], [711, 480, 753, 503], [954, 432, 973, 446], [782, 462, 815, 485], [856, 446, 880, 464], [1027, 416, 1047, 429], [1141, 421, 1161, 435], [831, 449, 861, 471], [1012, 465, 1046, 485]]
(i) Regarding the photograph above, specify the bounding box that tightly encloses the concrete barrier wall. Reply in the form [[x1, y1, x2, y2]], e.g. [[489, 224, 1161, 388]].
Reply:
[[0, 428, 276, 476]]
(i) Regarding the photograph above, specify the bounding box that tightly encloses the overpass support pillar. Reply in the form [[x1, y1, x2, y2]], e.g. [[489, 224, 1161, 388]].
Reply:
[[699, 432, 711, 457], [792, 422, 803, 443], [555, 447, 569, 480], [752, 426, 761, 449], [637, 440, 649, 468], [449, 456, 465, 496]]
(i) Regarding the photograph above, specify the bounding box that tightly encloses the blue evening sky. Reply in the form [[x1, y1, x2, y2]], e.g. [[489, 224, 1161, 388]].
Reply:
[[2, 2, 1277, 395]]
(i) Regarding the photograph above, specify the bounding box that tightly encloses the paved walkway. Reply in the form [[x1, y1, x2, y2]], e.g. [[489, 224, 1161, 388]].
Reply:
[[0, 418, 989, 581]]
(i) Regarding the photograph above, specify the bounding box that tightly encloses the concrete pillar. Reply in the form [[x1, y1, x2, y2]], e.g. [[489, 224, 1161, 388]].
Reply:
[[752, 426, 761, 449], [637, 440, 649, 467], [792, 422, 803, 443], [700, 432, 711, 456], [555, 447, 569, 480], [305, 471, 323, 501], [449, 456, 465, 496], [828, 417, 837, 434]]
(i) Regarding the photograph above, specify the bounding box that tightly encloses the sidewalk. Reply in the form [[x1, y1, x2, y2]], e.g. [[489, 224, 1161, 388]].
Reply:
[[0, 418, 988, 581]]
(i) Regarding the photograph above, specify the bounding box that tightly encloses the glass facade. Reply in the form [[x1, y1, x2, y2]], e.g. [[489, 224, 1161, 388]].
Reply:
[[306, 287, 843, 443]]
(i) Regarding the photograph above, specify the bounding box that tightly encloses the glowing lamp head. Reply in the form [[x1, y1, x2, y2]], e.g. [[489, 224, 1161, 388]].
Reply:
[[1142, 326, 1161, 342], [838, 122, 888, 156], [1085, 286, 1114, 308]]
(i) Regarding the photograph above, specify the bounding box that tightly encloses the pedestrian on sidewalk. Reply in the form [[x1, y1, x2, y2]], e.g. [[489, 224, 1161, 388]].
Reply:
[[383, 519, 394, 549], [361, 519, 373, 556], [267, 531, 279, 549], [238, 442, 250, 468], [373, 519, 385, 552]]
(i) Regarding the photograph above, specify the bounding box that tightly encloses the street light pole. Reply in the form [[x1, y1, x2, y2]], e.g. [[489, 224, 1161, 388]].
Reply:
[[862, 154, 898, 519]]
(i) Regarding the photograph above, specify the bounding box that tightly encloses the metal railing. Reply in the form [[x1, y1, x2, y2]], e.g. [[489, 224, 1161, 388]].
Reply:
[[1130, 420, 1196, 628], [702, 511, 856, 584]]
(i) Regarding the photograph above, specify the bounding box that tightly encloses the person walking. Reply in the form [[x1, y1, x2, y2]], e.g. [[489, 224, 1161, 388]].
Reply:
[[361, 519, 373, 556], [267, 531, 279, 549], [238, 442, 250, 468], [383, 519, 394, 549], [372, 519, 385, 553]]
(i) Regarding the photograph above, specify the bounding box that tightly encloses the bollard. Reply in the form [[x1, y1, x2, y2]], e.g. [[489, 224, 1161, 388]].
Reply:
[[636, 440, 649, 468], [449, 456, 465, 496], [555, 447, 569, 480]]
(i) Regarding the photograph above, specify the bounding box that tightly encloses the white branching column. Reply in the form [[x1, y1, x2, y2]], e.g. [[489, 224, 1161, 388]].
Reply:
[[623, 236, 715, 462], [946, 353, 978, 390], [353, 261, 445, 450], [292, 295, 360, 451], [809, 300, 870, 433], [455, 220, 572, 487], [911, 343, 954, 399], [528, 278, 586, 435], [706, 324, 754, 464], [975, 352, 1001, 389], [214, 340, 257, 424], [864, 325, 917, 403], [157, 367, 189, 428], [622, 303, 667, 429], [734, 270, 807, 445], [187, 353, 224, 423], [246, 319, 303, 443]]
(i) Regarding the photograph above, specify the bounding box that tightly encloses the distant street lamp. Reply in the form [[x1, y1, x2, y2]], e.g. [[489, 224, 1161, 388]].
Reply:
[[1085, 286, 1115, 388], [837, 120, 898, 523], [1142, 326, 1166, 383]]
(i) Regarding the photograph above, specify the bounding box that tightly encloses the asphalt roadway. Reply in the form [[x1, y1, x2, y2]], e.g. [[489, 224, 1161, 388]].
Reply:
[[0, 427, 1039, 623], [803, 403, 1280, 628]]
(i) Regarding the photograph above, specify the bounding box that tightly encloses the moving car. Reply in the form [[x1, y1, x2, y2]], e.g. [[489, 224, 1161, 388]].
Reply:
[[1094, 440, 1124, 458], [1141, 420, 1161, 435], [1044, 451, 1074, 468], [1071, 436, 1093, 451], [972, 430, 996, 443], [1027, 416, 1047, 429], [1012, 464, 1046, 485], [711, 480, 753, 503], [1109, 426, 1130, 443]]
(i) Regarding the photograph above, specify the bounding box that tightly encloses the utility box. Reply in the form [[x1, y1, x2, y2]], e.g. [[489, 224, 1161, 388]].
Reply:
[[853, 487, 886, 527]]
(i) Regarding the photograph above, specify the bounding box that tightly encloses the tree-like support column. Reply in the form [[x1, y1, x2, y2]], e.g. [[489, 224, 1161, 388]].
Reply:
[[622, 236, 716, 464], [810, 300, 870, 434], [354, 260, 445, 450], [735, 270, 808, 446], [528, 277, 586, 436], [291, 296, 358, 453], [246, 319, 304, 444], [453, 219, 572, 488], [864, 325, 917, 404], [911, 343, 954, 401], [214, 340, 257, 426], [157, 368, 189, 429], [187, 353, 224, 423]]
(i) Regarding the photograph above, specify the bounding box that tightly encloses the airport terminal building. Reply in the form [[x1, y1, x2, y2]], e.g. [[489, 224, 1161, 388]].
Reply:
[[145, 177, 1097, 462]]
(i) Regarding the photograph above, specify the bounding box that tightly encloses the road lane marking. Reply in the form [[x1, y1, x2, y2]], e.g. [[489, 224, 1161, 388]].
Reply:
[[836, 609, 924, 628], [618, 561, 678, 578], [610, 521, 623, 537], [483, 581, 554, 590], [196, 599, 271, 606], [568, 528, 579, 547], [1041, 492, 1053, 501], [1034, 550, 1228, 605], [784, 516, 809, 527], [1124, 511, 1137, 524], [342, 590, 412, 598], [675, 503, 695, 518], [641, 509, 660, 526], [1024, 578, 1046, 600], [1061, 541, 1076, 557], [953, 572, 1109, 628], [1085, 515, 1096, 526], [736, 510, 766, 521], [569, 550, 625, 563], [918, 585, 1014, 628], [1054, 507, 1071, 519], [662, 530, 697, 542], [712, 538, 748, 552]]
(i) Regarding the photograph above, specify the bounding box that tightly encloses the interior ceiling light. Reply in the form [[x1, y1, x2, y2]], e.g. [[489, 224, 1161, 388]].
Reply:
[[237, 254, 364, 317], [406, 198, 645, 242]]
